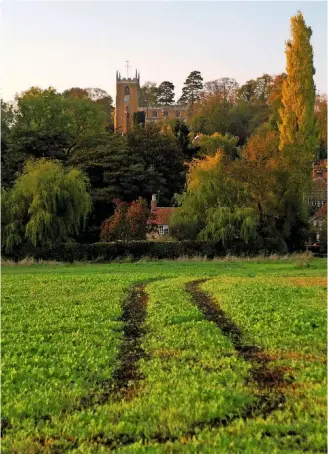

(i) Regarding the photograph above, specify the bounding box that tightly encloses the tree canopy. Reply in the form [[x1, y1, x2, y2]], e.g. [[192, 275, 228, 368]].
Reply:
[[2, 159, 91, 252], [100, 198, 151, 241], [179, 71, 204, 106], [157, 81, 175, 105], [139, 82, 158, 107]]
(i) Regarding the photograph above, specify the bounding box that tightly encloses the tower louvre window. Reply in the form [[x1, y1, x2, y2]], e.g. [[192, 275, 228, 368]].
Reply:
[[124, 86, 130, 95]]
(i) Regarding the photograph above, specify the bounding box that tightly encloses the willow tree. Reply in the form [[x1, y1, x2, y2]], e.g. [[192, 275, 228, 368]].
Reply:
[[2, 159, 91, 253], [170, 152, 259, 244]]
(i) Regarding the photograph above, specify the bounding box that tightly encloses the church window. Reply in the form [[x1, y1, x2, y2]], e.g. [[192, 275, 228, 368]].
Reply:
[[124, 86, 130, 95], [152, 110, 158, 118], [175, 111, 181, 118], [163, 111, 168, 118]]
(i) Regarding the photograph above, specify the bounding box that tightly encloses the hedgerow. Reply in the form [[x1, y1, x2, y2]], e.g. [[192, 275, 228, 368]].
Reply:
[[4, 240, 283, 262]]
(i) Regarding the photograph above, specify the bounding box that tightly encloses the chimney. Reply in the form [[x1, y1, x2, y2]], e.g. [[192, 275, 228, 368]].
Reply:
[[151, 194, 157, 212]]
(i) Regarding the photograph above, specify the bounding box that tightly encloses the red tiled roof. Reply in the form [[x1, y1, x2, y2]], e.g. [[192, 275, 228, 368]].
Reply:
[[311, 203, 327, 220], [148, 207, 175, 225]]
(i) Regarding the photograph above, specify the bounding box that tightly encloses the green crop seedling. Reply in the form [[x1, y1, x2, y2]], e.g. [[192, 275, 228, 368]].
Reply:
[[2, 259, 326, 453]]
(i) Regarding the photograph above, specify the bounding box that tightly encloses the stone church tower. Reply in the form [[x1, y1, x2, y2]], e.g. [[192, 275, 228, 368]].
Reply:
[[114, 69, 140, 134]]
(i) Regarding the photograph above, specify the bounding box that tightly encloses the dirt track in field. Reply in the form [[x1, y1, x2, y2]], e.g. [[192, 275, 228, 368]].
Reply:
[[186, 279, 293, 418], [111, 283, 148, 400], [33, 279, 297, 452]]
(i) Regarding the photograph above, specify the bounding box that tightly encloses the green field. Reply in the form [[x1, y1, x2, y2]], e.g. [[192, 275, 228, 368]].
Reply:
[[2, 259, 327, 453]]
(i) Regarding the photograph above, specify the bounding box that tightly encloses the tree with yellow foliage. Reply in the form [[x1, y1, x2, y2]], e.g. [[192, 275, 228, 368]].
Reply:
[[277, 12, 319, 249], [279, 12, 318, 164]]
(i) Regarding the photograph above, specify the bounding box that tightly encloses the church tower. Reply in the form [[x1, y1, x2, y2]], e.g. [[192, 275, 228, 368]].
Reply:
[[114, 65, 140, 134]]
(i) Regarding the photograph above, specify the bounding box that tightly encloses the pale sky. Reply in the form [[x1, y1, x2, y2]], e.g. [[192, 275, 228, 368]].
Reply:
[[1, 1, 327, 103]]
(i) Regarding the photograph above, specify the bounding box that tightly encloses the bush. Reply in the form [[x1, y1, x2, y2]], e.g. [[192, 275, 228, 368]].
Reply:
[[4, 238, 296, 263], [5, 241, 225, 262]]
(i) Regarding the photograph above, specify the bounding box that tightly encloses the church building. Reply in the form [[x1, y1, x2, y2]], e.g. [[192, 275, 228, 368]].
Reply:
[[114, 68, 188, 134]]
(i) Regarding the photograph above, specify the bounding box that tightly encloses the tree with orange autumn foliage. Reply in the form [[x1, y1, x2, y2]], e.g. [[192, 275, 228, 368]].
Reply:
[[230, 128, 280, 230], [170, 123, 300, 251], [100, 197, 152, 241]]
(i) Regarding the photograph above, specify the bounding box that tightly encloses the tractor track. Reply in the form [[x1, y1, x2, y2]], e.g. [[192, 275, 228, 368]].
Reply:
[[82, 278, 296, 452], [78, 282, 149, 409], [185, 279, 293, 411], [27, 278, 298, 452]]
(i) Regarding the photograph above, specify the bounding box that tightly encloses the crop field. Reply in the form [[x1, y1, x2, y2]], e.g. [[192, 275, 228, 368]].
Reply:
[[2, 259, 327, 453]]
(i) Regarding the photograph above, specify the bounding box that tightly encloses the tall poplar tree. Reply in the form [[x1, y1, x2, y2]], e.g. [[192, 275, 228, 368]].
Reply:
[[279, 11, 318, 162], [277, 11, 318, 250]]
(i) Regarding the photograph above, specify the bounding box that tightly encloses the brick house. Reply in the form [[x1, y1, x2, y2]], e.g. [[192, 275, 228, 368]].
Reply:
[[309, 203, 327, 243], [147, 194, 175, 238], [309, 176, 327, 213]]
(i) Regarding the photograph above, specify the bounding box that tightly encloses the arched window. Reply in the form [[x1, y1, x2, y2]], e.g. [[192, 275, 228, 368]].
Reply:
[[152, 110, 158, 118], [124, 86, 130, 95], [163, 111, 168, 118]]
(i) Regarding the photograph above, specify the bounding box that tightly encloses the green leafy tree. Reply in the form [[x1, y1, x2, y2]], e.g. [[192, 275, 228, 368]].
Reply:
[[195, 132, 239, 160], [10, 87, 106, 161], [170, 153, 252, 245], [157, 81, 175, 105], [86, 88, 114, 132], [63, 87, 114, 131], [69, 133, 129, 241], [126, 123, 186, 205], [2, 159, 91, 252], [1, 100, 25, 188], [179, 71, 203, 106], [139, 82, 158, 107], [163, 119, 198, 160], [190, 79, 270, 146], [70, 124, 186, 241], [238, 74, 272, 103], [62, 87, 89, 98]]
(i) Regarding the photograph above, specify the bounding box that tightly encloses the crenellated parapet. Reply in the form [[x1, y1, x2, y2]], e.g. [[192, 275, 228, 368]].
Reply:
[[116, 69, 140, 83]]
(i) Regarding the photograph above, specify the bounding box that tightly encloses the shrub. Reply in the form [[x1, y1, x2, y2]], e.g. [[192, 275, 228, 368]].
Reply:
[[4, 238, 301, 263]]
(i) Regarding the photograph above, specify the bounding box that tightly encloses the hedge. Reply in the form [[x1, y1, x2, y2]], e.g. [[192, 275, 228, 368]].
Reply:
[[4, 239, 280, 262]]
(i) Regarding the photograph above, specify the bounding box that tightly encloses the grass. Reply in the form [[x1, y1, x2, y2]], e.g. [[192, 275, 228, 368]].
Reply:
[[2, 259, 326, 453]]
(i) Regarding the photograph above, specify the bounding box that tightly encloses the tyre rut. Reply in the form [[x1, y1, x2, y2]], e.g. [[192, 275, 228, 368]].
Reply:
[[186, 279, 293, 415]]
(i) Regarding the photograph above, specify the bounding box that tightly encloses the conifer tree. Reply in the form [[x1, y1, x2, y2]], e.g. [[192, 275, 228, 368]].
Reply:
[[279, 11, 318, 161], [179, 71, 204, 106], [157, 81, 175, 105]]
